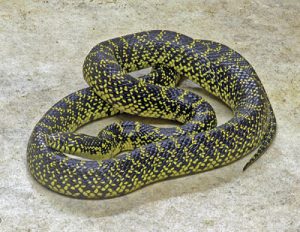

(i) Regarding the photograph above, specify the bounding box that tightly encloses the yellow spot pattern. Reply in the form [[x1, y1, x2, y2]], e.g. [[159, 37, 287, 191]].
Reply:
[[27, 30, 276, 199]]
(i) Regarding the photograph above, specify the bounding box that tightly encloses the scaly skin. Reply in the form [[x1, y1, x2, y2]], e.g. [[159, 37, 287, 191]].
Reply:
[[46, 65, 217, 159], [27, 30, 276, 199]]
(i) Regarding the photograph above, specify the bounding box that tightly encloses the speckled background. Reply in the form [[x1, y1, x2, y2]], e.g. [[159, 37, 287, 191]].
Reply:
[[0, 0, 299, 231]]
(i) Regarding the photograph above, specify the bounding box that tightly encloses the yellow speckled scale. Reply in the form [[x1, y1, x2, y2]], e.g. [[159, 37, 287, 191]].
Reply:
[[27, 30, 276, 199]]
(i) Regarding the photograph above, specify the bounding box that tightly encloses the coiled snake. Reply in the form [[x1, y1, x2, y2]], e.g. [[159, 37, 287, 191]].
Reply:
[[27, 30, 276, 199]]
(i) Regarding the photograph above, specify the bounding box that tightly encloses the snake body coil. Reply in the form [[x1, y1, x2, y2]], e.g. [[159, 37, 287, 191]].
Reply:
[[27, 30, 276, 199]]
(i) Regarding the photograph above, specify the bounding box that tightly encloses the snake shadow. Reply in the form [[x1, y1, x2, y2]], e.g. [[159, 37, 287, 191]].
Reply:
[[29, 160, 247, 218]]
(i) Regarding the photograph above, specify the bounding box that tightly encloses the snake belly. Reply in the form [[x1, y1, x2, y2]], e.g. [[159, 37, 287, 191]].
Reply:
[[27, 30, 276, 199]]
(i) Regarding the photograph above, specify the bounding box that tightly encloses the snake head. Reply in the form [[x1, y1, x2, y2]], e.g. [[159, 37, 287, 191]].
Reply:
[[45, 132, 120, 160]]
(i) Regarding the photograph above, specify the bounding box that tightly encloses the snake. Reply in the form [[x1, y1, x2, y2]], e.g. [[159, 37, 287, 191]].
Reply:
[[27, 30, 276, 199]]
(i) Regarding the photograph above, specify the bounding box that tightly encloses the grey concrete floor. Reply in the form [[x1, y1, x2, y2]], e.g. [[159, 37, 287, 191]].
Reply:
[[0, 0, 299, 231]]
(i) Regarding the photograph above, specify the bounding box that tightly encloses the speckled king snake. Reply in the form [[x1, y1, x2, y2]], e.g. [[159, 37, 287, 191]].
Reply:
[[27, 30, 276, 199]]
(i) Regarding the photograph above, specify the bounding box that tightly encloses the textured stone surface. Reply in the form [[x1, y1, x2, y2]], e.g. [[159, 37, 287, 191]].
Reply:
[[0, 0, 299, 231]]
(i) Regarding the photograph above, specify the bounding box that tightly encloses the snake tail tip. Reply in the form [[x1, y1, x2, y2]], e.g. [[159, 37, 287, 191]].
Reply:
[[242, 162, 252, 172], [243, 156, 257, 171]]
